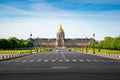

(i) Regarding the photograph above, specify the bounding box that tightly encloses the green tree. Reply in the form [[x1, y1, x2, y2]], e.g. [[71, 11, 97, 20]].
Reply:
[[103, 36, 113, 49], [8, 37, 18, 49], [114, 37, 120, 50], [97, 40, 104, 49], [0, 39, 10, 49], [17, 39, 24, 49], [24, 41, 31, 48], [0, 37, 33, 50], [89, 40, 97, 48], [95, 36, 120, 50]]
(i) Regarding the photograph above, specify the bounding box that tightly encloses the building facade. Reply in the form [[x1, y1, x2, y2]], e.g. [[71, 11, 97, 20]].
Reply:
[[32, 24, 93, 48]]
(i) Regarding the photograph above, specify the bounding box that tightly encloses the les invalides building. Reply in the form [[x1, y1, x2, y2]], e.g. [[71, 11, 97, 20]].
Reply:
[[31, 24, 93, 48]]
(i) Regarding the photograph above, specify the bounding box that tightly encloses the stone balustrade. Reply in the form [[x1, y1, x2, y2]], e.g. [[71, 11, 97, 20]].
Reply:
[[85, 52, 120, 59], [0, 53, 32, 61]]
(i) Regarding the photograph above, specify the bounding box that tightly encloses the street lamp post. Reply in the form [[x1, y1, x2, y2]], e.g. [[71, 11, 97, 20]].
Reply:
[[30, 33, 32, 53], [93, 33, 95, 54], [82, 45, 84, 53], [40, 39, 41, 52], [48, 39, 49, 50], [86, 37, 88, 53], [40, 38, 43, 52]]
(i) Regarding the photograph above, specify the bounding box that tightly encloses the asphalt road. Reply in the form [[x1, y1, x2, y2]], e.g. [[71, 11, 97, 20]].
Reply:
[[0, 48, 120, 80]]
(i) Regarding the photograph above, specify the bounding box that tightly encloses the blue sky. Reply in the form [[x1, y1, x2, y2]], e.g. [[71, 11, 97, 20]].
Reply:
[[0, 0, 120, 40]]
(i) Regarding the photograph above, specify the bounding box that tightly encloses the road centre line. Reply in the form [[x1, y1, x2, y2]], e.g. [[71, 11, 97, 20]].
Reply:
[[61, 52, 67, 60]]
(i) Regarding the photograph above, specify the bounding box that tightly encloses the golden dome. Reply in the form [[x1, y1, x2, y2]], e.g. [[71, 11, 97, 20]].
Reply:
[[57, 24, 64, 32]]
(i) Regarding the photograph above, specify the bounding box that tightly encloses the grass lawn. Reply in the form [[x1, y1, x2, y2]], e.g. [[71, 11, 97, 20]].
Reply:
[[69, 47, 120, 54], [87, 48, 120, 54], [0, 50, 31, 54], [0, 47, 53, 54]]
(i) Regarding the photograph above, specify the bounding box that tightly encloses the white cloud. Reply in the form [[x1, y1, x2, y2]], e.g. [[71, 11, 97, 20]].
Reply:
[[0, 4, 74, 18], [30, 3, 57, 11], [1, 15, 120, 40], [0, 4, 35, 15], [1, 3, 120, 20], [0, 2, 120, 40]]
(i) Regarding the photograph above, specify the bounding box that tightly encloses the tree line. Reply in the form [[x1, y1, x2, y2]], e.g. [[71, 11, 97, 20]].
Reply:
[[0, 37, 31, 50], [89, 36, 120, 50]]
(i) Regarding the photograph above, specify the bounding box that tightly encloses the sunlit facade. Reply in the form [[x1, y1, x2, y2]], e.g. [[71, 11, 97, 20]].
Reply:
[[32, 24, 93, 47]]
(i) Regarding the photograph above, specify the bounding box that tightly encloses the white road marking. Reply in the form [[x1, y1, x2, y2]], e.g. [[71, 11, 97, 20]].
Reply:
[[51, 67, 70, 69], [51, 60, 56, 62], [65, 59, 70, 62], [107, 60, 115, 62], [44, 60, 49, 62], [22, 60, 27, 62], [6, 60, 13, 63], [72, 59, 77, 62], [14, 60, 20, 62], [36, 60, 41, 62], [79, 59, 84, 62], [56, 58, 58, 60], [92, 59, 98, 62], [58, 59, 63, 62], [86, 59, 91, 62], [29, 60, 34, 62], [99, 60, 106, 62]]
